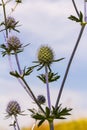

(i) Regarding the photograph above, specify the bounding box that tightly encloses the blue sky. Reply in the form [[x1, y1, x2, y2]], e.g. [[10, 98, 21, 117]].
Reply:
[[0, 0, 87, 130]]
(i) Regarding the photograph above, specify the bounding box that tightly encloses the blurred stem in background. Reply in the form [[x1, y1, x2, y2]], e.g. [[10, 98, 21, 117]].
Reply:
[[55, 0, 86, 108]]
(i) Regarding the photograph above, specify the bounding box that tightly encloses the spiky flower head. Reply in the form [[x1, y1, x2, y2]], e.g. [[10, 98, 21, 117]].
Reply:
[[6, 17, 16, 29], [37, 95, 46, 104], [38, 46, 54, 65], [6, 101, 21, 116], [16, 0, 22, 3], [7, 36, 22, 51]]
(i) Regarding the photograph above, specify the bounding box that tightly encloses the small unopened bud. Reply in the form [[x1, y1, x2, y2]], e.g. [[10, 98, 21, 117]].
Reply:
[[6, 101, 21, 116], [37, 95, 46, 104]]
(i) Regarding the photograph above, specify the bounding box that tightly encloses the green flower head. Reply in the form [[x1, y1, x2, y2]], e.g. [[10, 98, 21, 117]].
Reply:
[[38, 46, 54, 65], [6, 101, 21, 117]]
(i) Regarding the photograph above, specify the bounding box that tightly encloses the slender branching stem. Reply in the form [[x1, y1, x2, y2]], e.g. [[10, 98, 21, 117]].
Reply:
[[14, 115, 20, 130], [84, 0, 87, 22], [55, 25, 85, 108], [21, 77, 45, 114], [13, 126, 17, 130], [45, 65, 51, 109], [1, 0, 45, 116], [15, 53, 22, 75], [72, 0, 80, 17], [18, 78, 34, 99], [1, 0, 8, 38]]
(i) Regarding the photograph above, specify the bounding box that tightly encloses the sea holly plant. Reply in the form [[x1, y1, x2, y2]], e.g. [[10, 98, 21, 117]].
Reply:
[[6, 100, 23, 130], [0, 0, 87, 130]]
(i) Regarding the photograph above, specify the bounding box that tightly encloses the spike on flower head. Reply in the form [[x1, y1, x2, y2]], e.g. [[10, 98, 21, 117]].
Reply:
[[6, 101, 21, 116], [38, 46, 54, 65], [7, 36, 22, 51], [37, 95, 46, 104]]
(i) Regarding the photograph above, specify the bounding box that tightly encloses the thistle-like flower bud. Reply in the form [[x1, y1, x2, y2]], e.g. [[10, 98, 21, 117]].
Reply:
[[6, 17, 16, 29], [16, 0, 22, 3], [38, 46, 54, 65], [7, 36, 22, 51], [37, 95, 46, 104], [6, 101, 21, 116]]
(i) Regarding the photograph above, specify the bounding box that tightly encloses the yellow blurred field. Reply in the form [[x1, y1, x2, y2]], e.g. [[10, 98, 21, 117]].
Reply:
[[22, 119, 87, 130]]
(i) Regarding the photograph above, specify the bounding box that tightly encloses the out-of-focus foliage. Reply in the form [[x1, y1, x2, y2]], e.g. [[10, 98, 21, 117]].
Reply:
[[22, 119, 87, 130]]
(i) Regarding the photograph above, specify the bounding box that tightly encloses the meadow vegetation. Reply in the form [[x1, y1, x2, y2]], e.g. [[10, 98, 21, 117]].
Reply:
[[22, 118, 87, 130]]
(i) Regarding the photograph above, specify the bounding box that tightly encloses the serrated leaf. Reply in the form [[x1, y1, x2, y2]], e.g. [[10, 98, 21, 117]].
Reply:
[[79, 11, 83, 22], [38, 119, 45, 127], [46, 107, 50, 117], [52, 105, 72, 120], [37, 72, 60, 83], [22, 67, 33, 77], [10, 71, 20, 78], [68, 15, 80, 22], [32, 113, 45, 120]]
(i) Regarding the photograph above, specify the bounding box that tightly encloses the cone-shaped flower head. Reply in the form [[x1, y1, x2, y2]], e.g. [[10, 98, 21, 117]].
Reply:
[[6, 101, 21, 116], [6, 17, 16, 29], [37, 95, 46, 104], [7, 36, 22, 51], [38, 46, 54, 65]]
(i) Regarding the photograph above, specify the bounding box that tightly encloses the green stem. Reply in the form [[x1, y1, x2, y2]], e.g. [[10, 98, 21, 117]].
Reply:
[[21, 77, 45, 114], [55, 25, 85, 108]]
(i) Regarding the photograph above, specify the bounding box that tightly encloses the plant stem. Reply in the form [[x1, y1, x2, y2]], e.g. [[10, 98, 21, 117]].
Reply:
[[45, 65, 51, 109], [49, 121, 54, 130], [84, 0, 87, 22], [18, 78, 34, 99], [1, 0, 8, 38], [55, 25, 85, 108], [72, 0, 80, 17], [21, 77, 45, 114], [15, 53, 22, 75], [14, 116, 20, 130], [13, 121, 17, 130]]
